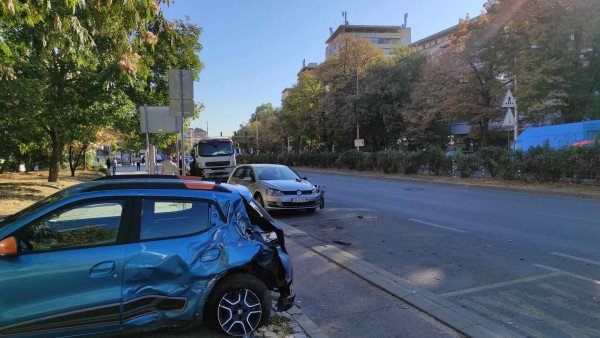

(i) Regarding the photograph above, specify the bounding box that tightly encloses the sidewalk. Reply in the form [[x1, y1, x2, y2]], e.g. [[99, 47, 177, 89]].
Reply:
[[294, 166, 600, 200], [285, 237, 458, 338]]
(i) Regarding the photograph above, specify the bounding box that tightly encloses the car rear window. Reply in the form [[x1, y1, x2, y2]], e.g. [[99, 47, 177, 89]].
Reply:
[[140, 199, 210, 240]]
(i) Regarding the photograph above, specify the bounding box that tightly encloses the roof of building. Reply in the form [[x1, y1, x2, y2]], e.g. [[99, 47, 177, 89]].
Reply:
[[326, 24, 407, 44], [281, 87, 293, 93], [409, 15, 480, 48], [410, 24, 460, 48]]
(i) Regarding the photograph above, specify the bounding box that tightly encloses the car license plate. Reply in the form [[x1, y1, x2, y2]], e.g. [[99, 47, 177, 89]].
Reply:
[[292, 198, 309, 203]]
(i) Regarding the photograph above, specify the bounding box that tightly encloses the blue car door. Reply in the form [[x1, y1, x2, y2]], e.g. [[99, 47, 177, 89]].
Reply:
[[0, 198, 131, 337], [121, 197, 216, 329]]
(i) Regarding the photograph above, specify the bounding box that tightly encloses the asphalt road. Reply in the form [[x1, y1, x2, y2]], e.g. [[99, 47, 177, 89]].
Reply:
[[275, 170, 600, 337]]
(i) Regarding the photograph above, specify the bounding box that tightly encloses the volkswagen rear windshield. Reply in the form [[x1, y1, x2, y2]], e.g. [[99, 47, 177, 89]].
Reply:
[[198, 141, 234, 157]]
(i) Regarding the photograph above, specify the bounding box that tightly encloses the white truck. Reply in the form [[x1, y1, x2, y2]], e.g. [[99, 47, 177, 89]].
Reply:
[[190, 137, 236, 181]]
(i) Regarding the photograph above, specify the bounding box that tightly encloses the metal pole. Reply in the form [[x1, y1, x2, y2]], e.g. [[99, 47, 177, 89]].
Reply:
[[179, 70, 185, 175], [513, 59, 519, 141], [355, 72, 360, 151], [144, 105, 150, 173]]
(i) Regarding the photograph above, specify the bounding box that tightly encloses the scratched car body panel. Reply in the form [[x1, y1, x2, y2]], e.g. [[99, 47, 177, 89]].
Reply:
[[0, 177, 294, 337]]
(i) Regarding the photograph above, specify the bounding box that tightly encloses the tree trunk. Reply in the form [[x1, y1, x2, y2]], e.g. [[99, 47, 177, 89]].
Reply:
[[480, 117, 490, 147], [48, 128, 62, 182], [68, 143, 76, 177]]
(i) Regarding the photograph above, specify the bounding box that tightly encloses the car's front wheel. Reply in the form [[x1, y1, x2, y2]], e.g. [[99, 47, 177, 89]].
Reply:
[[206, 274, 271, 336]]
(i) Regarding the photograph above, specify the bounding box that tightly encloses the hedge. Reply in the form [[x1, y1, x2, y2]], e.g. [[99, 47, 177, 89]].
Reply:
[[236, 145, 600, 183]]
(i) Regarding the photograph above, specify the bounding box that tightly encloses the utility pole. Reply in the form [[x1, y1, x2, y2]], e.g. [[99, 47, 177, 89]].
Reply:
[[514, 73, 519, 141], [355, 71, 361, 151], [178, 70, 185, 175]]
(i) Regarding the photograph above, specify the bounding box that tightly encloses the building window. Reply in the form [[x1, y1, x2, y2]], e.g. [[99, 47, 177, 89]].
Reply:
[[370, 37, 378, 44]]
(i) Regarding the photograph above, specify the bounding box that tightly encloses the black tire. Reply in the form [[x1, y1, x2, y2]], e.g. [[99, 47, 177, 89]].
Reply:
[[205, 274, 271, 336], [319, 195, 325, 209], [254, 193, 264, 208]]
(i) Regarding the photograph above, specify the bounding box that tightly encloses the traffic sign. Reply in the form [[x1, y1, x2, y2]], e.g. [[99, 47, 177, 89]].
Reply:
[[502, 108, 515, 127], [354, 139, 364, 147], [139, 106, 182, 133], [502, 89, 516, 108], [168, 69, 194, 100], [169, 99, 194, 117]]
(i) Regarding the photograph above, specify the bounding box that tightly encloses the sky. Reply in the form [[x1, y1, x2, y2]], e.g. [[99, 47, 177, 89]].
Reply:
[[162, 0, 486, 137]]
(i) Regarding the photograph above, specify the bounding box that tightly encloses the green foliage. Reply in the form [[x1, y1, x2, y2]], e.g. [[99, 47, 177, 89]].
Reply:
[[521, 146, 567, 182], [0, 2, 203, 181], [476, 147, 512, 178], [452, 150, 476, 178], [414, 145, 451, 175]]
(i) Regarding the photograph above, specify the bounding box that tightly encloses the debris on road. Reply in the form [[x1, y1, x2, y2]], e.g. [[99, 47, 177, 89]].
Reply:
[[333, 240, 351, 246]]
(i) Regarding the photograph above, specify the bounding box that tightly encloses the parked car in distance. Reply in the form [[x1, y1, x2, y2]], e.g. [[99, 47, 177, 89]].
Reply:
[[227, 164, 325, 213], [0, 175, 294, 337]]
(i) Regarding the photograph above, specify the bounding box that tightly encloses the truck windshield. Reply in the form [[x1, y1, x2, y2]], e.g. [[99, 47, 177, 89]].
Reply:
[[198, 141, 234, 157]]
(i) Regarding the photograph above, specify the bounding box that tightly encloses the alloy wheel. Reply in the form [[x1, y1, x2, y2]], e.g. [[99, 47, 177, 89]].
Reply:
[[217, 288, 263, 336]]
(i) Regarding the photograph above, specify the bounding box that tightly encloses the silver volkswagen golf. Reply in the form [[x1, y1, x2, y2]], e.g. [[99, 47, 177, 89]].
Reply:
[[227, 164, 325, 212]]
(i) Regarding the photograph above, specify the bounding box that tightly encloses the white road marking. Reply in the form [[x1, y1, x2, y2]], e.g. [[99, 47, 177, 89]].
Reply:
[[538, 212, 600, 223], [441, 272, 564, 297], [533, 264, 600, 285], [407, 218, 466, 233], [550, 252, 600, 267]]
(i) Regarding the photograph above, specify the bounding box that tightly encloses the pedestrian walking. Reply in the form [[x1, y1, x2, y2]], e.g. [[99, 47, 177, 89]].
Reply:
[[160, 156, 178, 175], [136, 160, 141, 171], [105, 157, 112, 176], [110, 157, 117, 176]]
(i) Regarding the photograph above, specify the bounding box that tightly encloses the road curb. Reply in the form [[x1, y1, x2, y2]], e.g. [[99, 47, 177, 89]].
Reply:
[[277, 221, 522, 338], [295, 167, 600, 200], [287, 305, 329, 338]]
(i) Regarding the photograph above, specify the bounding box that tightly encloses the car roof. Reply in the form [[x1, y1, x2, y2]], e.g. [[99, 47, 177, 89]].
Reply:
[[246, 164, 288, 168], [62, 175, 239, 197]]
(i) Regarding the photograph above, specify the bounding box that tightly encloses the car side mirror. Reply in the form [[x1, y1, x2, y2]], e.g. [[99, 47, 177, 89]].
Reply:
[[243, 176, 253, 182], [302, 177, 308, 181], [0, 236, 18, 256]]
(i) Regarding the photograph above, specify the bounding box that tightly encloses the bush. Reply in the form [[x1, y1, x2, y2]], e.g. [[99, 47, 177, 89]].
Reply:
[[563, 146, 600, 183], [476, 147, 511, 178], [452, 150, 476, 178], [376, 150, 402, 173], [415, 145, 450, 175], [336, 150, 364, 170], [522, 146, 567, 182]]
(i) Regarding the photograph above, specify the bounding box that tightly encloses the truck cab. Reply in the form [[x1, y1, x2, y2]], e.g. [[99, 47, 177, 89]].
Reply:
[[191, 137, 236, 181]]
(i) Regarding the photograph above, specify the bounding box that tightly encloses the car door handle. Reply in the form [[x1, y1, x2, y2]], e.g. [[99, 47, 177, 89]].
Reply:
[[90, 261, 116, 278]]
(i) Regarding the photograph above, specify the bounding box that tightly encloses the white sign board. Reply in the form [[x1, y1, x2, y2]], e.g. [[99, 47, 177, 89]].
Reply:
[[354, 139, 365, 147], [169, 99, 194, 117], [169, 69, 194, 100], [502, 89, 516, 108], [139, 106, 182, 133], [502, 109, 515, 127]]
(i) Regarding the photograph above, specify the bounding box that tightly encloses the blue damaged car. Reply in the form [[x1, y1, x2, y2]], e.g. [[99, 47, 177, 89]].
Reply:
[[0, 175, 294, 337]]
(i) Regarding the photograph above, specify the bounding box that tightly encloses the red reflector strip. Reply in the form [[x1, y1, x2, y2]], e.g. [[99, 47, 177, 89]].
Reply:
[[177, 175, 203, 180], [183, 182, 215, 190]]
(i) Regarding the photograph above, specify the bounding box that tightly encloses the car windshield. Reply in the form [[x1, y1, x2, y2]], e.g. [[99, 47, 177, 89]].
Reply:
[[198, 141, 234, 157], [0, 191, 63, 230], [255, 166, 300, 181]]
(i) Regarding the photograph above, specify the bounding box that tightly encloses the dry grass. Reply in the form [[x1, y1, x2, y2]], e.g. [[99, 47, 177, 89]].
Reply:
[[0, 170, 102, 217]]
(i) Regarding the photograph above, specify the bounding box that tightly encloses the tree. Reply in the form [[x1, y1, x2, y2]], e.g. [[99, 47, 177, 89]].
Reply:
[[482, 0, 600, 123], [281, 72, 326, 151], [359, 48, 426, 150], [1, 0, 162, 181], [317, 37, 386, 150]]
